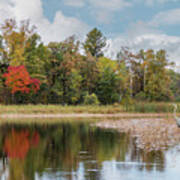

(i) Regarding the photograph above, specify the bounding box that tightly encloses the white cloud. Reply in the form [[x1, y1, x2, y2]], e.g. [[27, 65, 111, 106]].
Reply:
[[150, 8, 180, 27], [89, 0, 131, 11], [62, 0, 180, 23], [106, 33, 180, 67], [63, 0, 85, 7], [104, 8, 180, 67], [39, 11, 89, 43], [0, 0, 14, 22], [62, 0, 132, 23], [0, 0, 180, 68], [135, 0, 180, 6], [105, 21, 180, 67], [126, 21, 160, 37], [89, 0, 131, 23], [0, 0, 89, 43]]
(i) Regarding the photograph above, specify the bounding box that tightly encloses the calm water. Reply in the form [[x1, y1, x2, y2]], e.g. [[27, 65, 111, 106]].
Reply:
[[0, 121, 180, 180]]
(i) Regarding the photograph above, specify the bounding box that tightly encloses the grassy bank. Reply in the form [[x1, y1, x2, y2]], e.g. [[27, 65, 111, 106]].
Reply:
[[0, 117, 102, 124], [0, 102, 179, 114]]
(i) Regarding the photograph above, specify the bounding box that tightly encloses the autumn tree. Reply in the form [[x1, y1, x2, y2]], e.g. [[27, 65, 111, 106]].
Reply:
[[144, 49, 173, 101], [117, 48, 174, 101], [117, 47, 137, 97], [45, 36, 84, 104], [80, 52, 99, 94], [0, 35, 8, 91], [0, 19, 36, 66], [83, 28, 106, 58], [3, 65, 40, 94], [24, 33, 48, 81], [169, 70, 180, 101]]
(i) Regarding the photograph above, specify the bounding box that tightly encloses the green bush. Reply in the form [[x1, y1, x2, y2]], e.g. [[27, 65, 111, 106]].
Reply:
[[175, 96, 180, 102], [83, 93, 100, 105], [135, 92, 147, 101]]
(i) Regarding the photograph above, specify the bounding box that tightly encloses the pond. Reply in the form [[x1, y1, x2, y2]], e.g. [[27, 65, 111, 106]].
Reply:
[[0, 121, 180, 180]]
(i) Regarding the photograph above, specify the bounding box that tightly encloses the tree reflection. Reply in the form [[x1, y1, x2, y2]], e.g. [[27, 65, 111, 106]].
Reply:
[[0, 122, 166, 180], [4, 130, 30, 159]]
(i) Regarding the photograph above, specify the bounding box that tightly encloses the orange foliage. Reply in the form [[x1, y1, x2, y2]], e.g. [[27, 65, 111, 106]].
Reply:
[[30, 132, 40, 147], [3, 65, 41, 94], [4, 130, 40, 159], [4, 130, 30, 159]]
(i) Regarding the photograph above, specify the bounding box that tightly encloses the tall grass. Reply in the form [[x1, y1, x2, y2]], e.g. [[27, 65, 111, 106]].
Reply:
[[124, 102, 178, 113], [0, 102, 179, 114]]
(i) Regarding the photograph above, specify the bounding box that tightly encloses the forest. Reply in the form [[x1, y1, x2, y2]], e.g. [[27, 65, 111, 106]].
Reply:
[[0, 19, 179, 105]]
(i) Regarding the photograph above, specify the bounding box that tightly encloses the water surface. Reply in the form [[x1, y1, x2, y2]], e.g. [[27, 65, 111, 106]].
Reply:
[[0, 121, 180, 180]]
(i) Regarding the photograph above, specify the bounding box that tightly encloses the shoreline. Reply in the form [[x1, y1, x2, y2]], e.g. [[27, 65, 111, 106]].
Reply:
[[96, 118, 180, 152], [0, 113, 176, 118]]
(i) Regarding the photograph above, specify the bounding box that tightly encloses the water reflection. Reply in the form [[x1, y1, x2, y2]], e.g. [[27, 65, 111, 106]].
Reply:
[[0, 122, 177, 180]]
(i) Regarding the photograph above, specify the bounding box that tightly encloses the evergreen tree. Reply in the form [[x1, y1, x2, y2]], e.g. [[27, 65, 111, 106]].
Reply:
[[83, 28, 106, 58]]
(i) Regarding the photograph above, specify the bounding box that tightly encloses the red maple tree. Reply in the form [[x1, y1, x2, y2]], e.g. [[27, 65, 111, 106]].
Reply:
[[3, 65, 41, 94]]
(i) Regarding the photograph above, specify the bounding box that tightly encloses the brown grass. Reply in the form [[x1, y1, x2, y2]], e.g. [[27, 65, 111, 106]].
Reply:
[[0, 102, 178, 114], [96, 118, 180, 152]]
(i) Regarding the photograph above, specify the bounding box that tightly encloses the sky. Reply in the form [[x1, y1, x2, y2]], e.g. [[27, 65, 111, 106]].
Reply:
[[0, 0, 180, 67]]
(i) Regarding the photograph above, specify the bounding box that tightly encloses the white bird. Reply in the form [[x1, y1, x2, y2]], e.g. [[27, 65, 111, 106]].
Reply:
[[173, 104, 180, 127]]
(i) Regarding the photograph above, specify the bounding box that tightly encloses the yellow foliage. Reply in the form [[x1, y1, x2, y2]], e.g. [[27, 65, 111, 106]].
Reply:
[[1, 19, 35, 66]]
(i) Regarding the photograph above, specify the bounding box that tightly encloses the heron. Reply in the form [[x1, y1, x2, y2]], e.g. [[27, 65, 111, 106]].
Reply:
[[173, 104, 180, 127]]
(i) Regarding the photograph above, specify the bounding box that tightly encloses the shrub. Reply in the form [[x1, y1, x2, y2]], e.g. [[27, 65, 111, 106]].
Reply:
[[135, 92, 147, 101], [175, 96, 180, 102], [83, 93, 100, 105]]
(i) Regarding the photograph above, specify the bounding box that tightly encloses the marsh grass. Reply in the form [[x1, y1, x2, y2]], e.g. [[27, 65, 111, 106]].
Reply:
[[125, 102, 177, 113], [0, 117, 102, 125], [0, 102, 179, 114], [0, 105, 123, 114], [96, 118, 180, 152]]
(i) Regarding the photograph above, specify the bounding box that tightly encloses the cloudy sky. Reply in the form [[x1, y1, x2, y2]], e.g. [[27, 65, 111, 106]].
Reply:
[[0, 0, 180, 66]]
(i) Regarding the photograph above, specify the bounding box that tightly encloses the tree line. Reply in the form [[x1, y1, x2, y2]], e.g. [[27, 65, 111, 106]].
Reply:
[[0, 19, 179, 105]]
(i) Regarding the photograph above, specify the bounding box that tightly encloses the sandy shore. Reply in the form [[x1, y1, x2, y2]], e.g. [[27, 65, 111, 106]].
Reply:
[[0, 113, 175, 118]]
